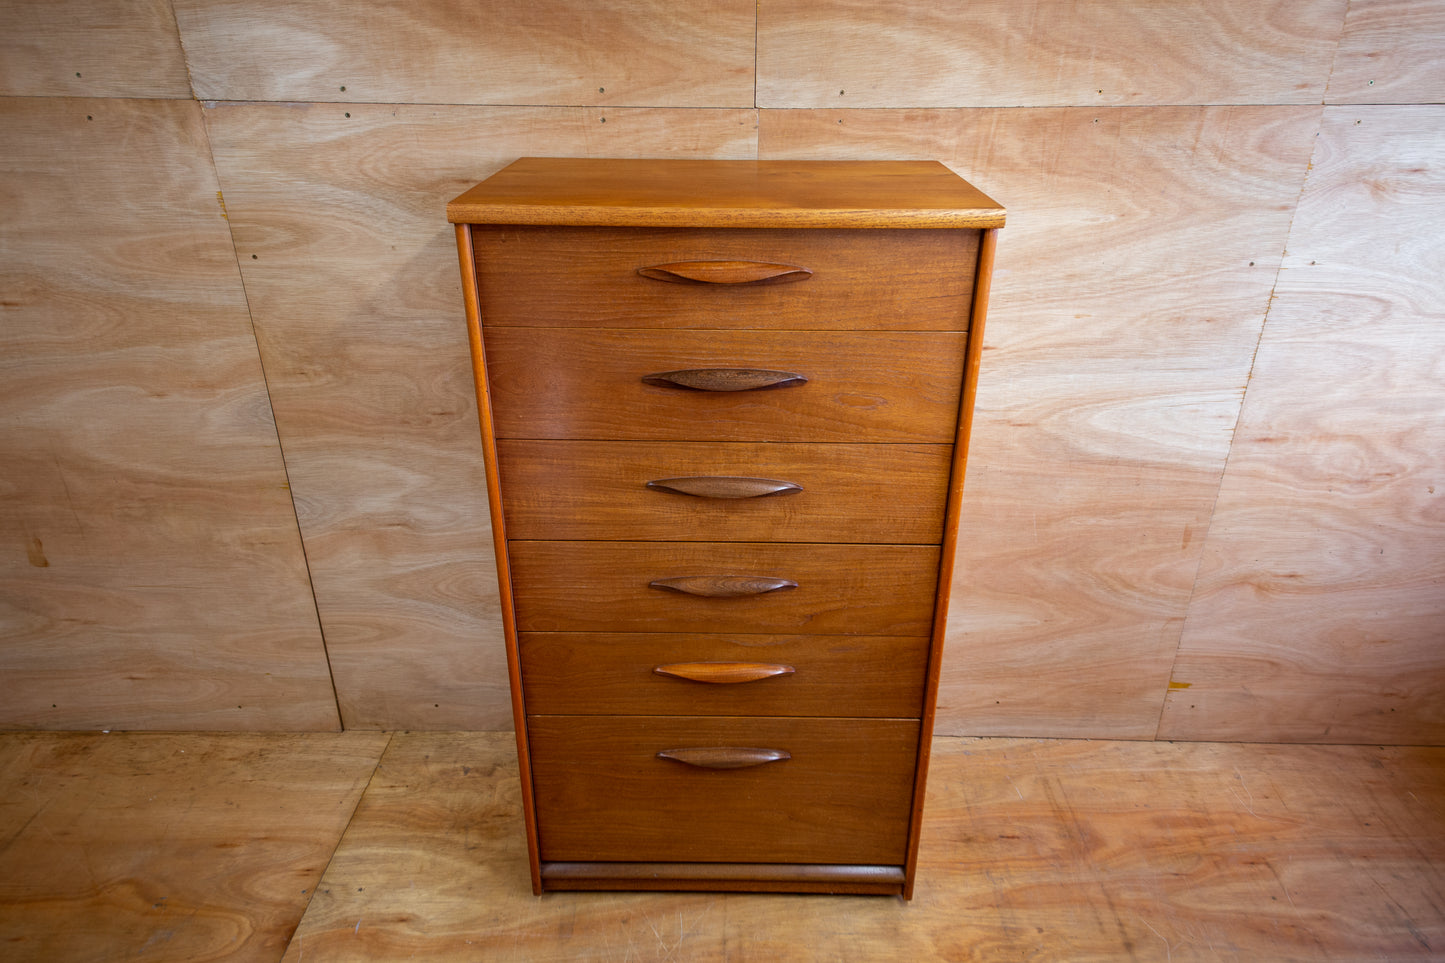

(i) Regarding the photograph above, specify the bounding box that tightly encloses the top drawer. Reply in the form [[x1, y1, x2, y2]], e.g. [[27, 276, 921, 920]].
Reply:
[[471, 226, 980, 330]]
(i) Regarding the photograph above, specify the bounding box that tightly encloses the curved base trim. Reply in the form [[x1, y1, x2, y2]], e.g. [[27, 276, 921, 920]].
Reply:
[[540, 861, 906, 896]]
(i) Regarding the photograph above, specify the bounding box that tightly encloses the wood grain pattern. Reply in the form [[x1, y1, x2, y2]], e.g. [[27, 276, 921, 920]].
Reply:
[[1326, 0, 1445, 104], [203, 103, 755, 729], [484, 328, 967, 442], [450, 157, 1003, 227], [757, 0, 1347, 108], [0, 98, 338, 730], [173, 0, 754, 106], [520, 631, 928, 717], [528, 716, 919, 864], [0, 731, 388, 962], [1161, 107, 1445, 744], [0, 0, 192, 98], [497, 440, 950, 542], [509, 541, 940, 636], [277, 733, 1445, 960], [761, 106, 1321, 738], [471, 224, 981, 328]]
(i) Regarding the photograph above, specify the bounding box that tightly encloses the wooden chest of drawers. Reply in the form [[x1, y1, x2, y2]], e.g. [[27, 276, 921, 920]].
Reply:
[[448, 158, 1003, 898]]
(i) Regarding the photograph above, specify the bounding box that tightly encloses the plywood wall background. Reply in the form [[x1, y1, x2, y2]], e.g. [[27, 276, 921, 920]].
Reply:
[[2, 0, 1442, 743]]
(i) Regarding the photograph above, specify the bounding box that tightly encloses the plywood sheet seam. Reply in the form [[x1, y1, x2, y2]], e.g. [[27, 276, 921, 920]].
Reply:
[[164, 0, 199, 102], [1155, 103, 1330, 740], [196, 104, 347, 726], [303, 730, 394, 901]]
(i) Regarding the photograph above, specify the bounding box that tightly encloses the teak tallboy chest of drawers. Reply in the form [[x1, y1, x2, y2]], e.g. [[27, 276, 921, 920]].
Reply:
[[448, 158, 1004, 898]]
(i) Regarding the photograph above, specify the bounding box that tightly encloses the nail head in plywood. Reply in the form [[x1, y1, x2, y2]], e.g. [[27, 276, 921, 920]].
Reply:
[[0, 0, 192, 98], [1327, 0, 1445, 104]]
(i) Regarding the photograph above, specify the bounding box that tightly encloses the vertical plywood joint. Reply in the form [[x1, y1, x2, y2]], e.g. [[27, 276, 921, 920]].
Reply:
[[1319, 0, 1353, 103], [195, 101, 343, 730], [1159, 104, 1329, 740]]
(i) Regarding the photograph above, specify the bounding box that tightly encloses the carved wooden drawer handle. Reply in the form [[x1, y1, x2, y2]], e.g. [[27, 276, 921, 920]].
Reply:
[[637, 260, 812, 285], [641, 368, 807, 391], [649, 575, 798, 598], [654, 662, 796, 684], [646, 476, 802, 499], [656, 747, 792, 769]]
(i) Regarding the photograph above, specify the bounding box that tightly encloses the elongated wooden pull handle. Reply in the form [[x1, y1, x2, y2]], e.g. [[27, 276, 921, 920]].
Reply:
[[641, 368, 807, 391], [656, 747, 791, 769], [654, 662, 796, 684], [649, 575, 797, 598], [637, 260, 812, 285], [646, 476, 802, 499]]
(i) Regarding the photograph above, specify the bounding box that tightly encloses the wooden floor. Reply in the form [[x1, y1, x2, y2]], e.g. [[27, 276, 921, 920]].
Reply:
[[0, 733, 1440, 962]]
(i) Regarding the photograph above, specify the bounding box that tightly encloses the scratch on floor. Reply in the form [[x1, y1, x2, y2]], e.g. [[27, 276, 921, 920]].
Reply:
[[1232, 766, 1257, 817], [1139, 917, 1173, 962]]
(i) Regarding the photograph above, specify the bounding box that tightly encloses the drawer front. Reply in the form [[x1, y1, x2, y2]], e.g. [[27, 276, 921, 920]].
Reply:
[[509, 541, 940, 636], [473, 226, 979, 330], [520, 632, 929, 717], [484, 328, 967, 443], [497, 440, 952, 543], [528, 715, 921, 864]]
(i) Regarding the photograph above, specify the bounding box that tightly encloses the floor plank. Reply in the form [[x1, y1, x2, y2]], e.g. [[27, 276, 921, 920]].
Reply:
[[0, 732, 389, 962], [283, 733, 1445, 961]]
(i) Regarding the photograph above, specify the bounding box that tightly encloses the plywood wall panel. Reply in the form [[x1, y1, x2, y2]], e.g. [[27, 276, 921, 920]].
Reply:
[[758, 0, 1346, 108], [1160, 107, 1445, 744], [173, 0, 755, 107], [204, 104, 757, 730], [0, 99, 338, 730], [1326, 0, 1445, 104], [762, 106, 1319, 737], [0, 0, 192, 98]]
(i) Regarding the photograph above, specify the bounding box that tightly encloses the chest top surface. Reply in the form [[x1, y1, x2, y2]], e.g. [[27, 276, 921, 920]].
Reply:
[[446, 157, 1005, 230]]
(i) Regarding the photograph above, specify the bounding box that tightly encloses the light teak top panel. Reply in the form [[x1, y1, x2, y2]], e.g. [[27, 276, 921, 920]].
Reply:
[[448, 158, 1005, 228]]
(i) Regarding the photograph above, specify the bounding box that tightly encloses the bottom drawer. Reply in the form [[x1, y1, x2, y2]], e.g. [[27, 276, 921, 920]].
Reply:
[[528, 715, 920, 865]]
